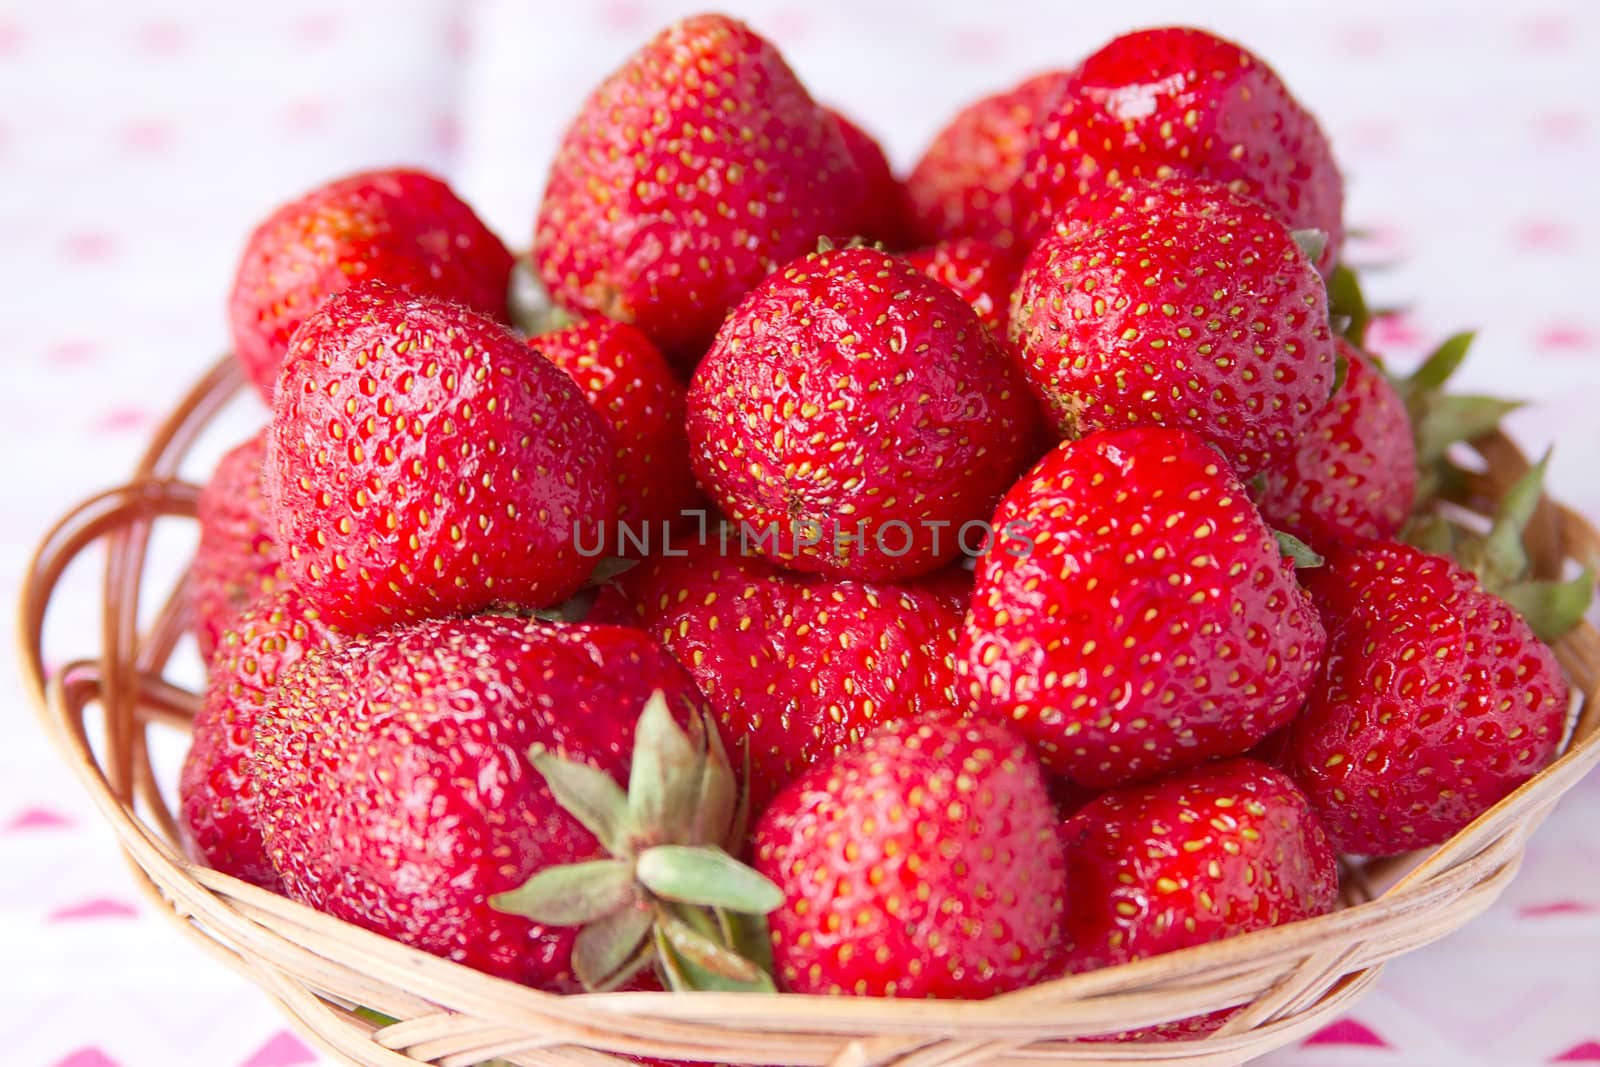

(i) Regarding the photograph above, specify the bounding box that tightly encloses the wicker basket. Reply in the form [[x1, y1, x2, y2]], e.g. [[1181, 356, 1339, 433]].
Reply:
[[17, 355, 1600, 1067]]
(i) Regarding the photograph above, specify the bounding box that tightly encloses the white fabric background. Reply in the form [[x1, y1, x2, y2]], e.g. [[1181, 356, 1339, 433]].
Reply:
[[2, 2, 1598, 1065]]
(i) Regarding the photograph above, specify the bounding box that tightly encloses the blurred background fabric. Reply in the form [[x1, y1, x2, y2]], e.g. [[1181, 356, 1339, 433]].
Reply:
[[3, 1, 1599, 1064]]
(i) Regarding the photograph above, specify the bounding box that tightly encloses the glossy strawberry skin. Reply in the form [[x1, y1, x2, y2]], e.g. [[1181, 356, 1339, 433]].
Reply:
[[229, 168, 514, 400], [828, 107, 910, 249], [1060, 759, 1338, 973], [180, 589, 340, 890], [534, 14, 864, 365], [1254, 341, 1416, 548], [190, 430, 284, 664], [265, 282, 616, 632], [251, 618, 708, 990], [530, 315, 700, 549], [1017, 27, 1343, 273], [687, 246, 1039, 580], [902, 238, 1021, 338], [754, 714, 1067, 998], [1010, 179, 1336, 477], [960, 428, 1327, 787], [596, 543, 969, 814], [906, 71, 1073, 252], [1286, 541, 1569, 856]]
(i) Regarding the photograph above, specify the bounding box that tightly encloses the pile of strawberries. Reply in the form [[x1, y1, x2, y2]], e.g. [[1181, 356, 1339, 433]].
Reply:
[[179, 13, 1590, 1023]]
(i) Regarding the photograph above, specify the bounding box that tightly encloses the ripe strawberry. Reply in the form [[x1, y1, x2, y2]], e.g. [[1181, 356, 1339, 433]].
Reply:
[[253, 617, 771, 991], [229, 168, 514, 399], [754, 714, 1066, 998], [1017, 27, 1343, 273], [826, 107, 910, 248], [1010, 178, 1336, 477], [1059, 759, 1338, 973], [190, 430, 284, 664], [1285, 541, 1569, 856], [905, 71, 1073, 252], [1254, 341, 1416, 548], [180, 589, 340, 890], [687, 245, 1039, 580], [529, 314, 699, 551], [596, 543, 970, 813], [533, 14, 864, 365], [902, 238, 1021, 338], [960, 427, 1327, 787], [265, 281, 616, 632]]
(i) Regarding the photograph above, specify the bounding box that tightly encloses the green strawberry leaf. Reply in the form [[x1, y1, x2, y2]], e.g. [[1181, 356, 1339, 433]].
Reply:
[[1326, 265, 1371, 347], [488, 858, 635, 926], [1414, 395, 1524, 465], [1403, 514, 1460, 558], [1402, 331, 1477, 402], [528, 749, 633, 856], [1477, 450, 1550, 586], [636, 845, 785, 914], [1501, 568, 1596, 644], [572, 903, 656, 990], [628, 691, 702, 845], [655, 912, 776, 992], [690, 710, 738, 849], [1274, 531, 1325, 569], [1330, 350, 1350, 397], [1290, 228, 1328, 266]]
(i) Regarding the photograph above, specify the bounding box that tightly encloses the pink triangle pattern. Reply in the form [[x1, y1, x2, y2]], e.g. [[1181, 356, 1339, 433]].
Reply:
[[48, 897, 139, 922], [1554, 1042, 1600, 1063], [5, 806, 74, 830], [240, 1030, 317, 1067], [1304, 1018, 1391, 1048], [53, 1050, 122, 1067], [1519, 900, 1597, 918]]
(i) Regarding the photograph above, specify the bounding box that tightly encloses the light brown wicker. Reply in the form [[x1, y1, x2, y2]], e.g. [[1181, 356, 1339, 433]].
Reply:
[[16, 355, 1600, 1067]]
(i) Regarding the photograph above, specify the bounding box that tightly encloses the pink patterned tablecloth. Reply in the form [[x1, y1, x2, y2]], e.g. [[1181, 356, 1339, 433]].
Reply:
[[3, 2, 1598, 1065]]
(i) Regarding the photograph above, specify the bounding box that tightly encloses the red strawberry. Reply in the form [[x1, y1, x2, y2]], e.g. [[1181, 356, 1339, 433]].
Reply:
[[905, 71, 1073, 252], [265, 281, 616, 632], [229, 168, 514, 399], [190, 430, 284, 663], [960, 428, 1327, 787], [252, 618, 740, 990], [180, 589, 340, 890], [1285, 541, 1569, 856], [687, 245, 1039, 580], [826, 107, 910, 249], [533, 14, 864, 365], [530, 315, 699, 552], [754, 714, 1067, 998], [1017, 27, 1344, 273], [1255, 341, 1416, 548], [1059, 758, 1338, 973], [1010, 178, 1336, 477], [597, 542, 969, 813], [902, 238, 1021, 338]]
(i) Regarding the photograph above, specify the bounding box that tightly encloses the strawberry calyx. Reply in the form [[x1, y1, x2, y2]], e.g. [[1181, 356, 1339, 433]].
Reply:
[[1290, 227, 1328, 268], [1273, 530, 1325, 569], [490, 692, 781, 992]]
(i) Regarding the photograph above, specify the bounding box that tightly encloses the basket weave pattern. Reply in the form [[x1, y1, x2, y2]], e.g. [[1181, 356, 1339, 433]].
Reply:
[[17, 357, 1600, 1067]]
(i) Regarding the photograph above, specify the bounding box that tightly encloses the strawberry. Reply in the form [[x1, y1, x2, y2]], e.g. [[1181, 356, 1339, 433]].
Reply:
[[905, 71, 1073, 252], [753, 714, 1067, 998], [229, 168, 514, 400], [1285, 540, 1570, 856], [180, 589, 340, 890], [1254, 340, 1416, 548], [265, 281, 616, 632], [687, 245, 1039, 580], [253, 617, 782, 992], [902, 238, 1022, 338], [1059, 758, 1338, 973], [190, 429, 284, 663], [826, 107, 910, 248], [1016, 27, 1343, 273], [596, 542, 969, 813], [1010, 178, 1336, 477], [960, 427, 1327, 787], [529, 314, 700, 552], [533, 14, 864, 365]]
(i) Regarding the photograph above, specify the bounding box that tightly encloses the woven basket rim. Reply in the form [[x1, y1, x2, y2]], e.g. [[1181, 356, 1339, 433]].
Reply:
[[15, 354, 1600, 1067]]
